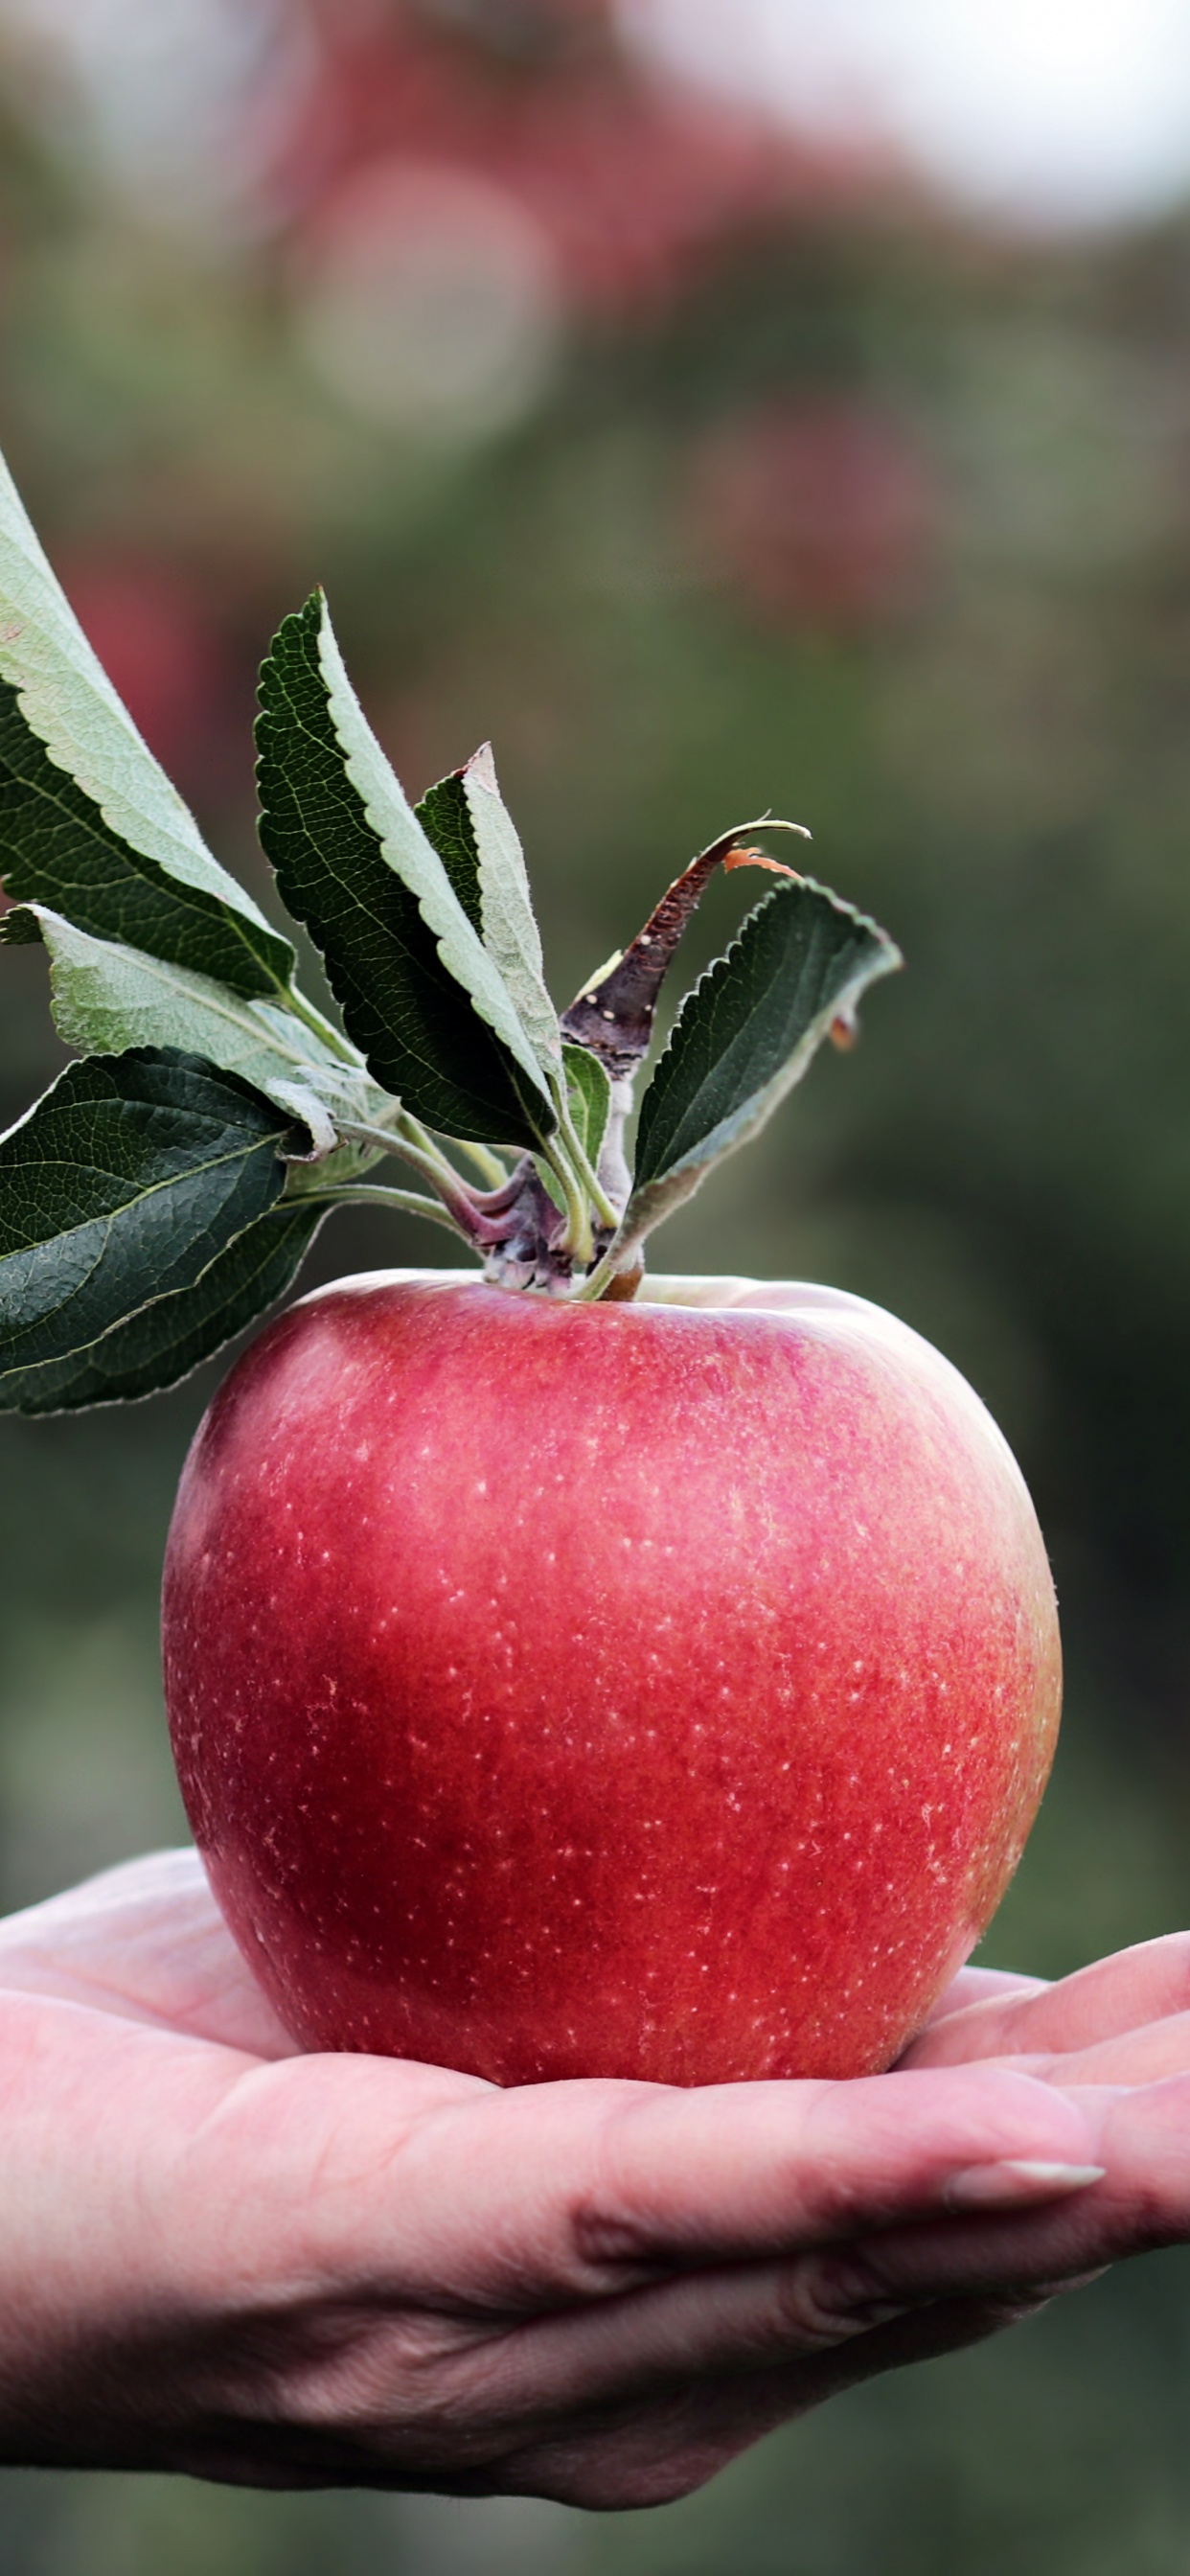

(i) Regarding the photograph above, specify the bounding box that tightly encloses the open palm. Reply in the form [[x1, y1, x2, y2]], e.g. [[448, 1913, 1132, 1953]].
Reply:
[[0, 1851, 1186, 2507]]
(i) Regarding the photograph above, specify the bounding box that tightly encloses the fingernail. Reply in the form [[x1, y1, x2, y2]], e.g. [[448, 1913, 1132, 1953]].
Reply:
[[943, 2160, 1106, 2212]]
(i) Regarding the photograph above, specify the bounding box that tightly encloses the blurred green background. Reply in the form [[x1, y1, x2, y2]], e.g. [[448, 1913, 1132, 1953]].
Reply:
[[3, 1, 1190, 2566]]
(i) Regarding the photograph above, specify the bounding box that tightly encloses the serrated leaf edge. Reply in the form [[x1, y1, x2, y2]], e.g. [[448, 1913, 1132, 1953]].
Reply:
[[313, 598, 555, 1121], [561, 1040, 612, 1172], [463, 743, 561, 1073], [0, 1204, 328, 1414], [615, 879, 902, 1260], [0, 1051, 305, 1378], [0, 450, 291, 984], [5, 903, 365, 1157]]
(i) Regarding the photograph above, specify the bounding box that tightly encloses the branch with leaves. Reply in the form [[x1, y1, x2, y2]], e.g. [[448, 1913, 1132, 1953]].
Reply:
[[0, 446, 902, 1412]]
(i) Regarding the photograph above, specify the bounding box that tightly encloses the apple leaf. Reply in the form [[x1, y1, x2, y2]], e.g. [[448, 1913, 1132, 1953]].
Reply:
[[462, 743, 561, 1073], [417, 747, 563, 1073], [562, 1041, 611, 1171], [413, 767, 483, 935], [0, 903, 376, 1158], [0, 1048, 309, 1403], [622, 876, 902, 1252], [0, 1200, 326, 1414], [561, 823, 810, 1080], [256, 595, 557, 1151], [0, 450, 295, 1000]]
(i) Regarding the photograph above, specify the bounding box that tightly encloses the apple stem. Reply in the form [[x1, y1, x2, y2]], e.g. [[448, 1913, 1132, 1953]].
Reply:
[[292, 1182, 476, 1242], [571, 1234, 639, 1302], [337, 1116, 468, 1194], [551, 1085, 623, 1233], [333, 1110, 613, 1277], [468, 1163, 540, 1217], [392, 1107, 465, 1171], [284, 983, 368, 1068], [337, 1099, 628, 1286], [456, 1138, 513, 1187], [335, 1120, 510, 1248], [542, 1138, 594, 1267]]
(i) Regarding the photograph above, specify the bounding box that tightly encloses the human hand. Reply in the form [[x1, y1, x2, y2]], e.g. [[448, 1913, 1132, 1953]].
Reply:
[[780, 1933, 1190, 2392], [907, 1933, 1190, 2087], [0, 1849, 1121, 2507]]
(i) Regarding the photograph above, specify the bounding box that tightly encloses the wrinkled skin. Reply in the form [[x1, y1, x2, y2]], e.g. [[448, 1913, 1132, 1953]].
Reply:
[[1, 1850, 1189, 2503]]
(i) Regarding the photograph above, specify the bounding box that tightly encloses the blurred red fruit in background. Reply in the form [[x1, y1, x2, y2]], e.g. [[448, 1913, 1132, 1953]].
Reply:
[[61, 561, 227, 781], [283, 0, 881, 318], [685, 398, 938, 631]]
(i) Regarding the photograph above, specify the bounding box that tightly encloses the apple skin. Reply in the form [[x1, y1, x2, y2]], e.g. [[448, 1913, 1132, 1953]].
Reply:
[[162, 1270, 1061, 2086]]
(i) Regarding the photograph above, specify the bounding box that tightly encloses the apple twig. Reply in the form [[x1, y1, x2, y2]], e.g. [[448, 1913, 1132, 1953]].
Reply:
[[0, 434, 903, 1405]]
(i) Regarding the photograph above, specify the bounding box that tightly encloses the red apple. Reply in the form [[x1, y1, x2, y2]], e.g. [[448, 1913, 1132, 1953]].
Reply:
[[162, 1266, 1060, 2087]]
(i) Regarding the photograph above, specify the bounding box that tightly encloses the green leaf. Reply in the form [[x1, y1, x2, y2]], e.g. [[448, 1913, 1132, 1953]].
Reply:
[[462, 743, 561, 1072], [1, 902, 376, 1157], [561, 823, 811, 1080], [256, 595, 557, 1151], [417, 745, 563, 1079], [0, 1200, 325, 1413], [624, 876, 902, 1249], [562, 1041, 611, 1171], [0, 1048, 304, 1403], [413, 768, 483, 935], [0, 448, 295, 1000]]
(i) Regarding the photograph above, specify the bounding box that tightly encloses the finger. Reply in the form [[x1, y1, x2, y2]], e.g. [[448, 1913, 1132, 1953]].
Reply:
[[904, 1934, 1190, 2069], [0, 1850, 300, 2058], [283, 2060, 1108, 2309], [918, 1966, 1048, 2029], [240, 2217, 1069, 2501], [1002, 2010, 1190, 2090], [791, 2069, 1190, 2320], [149, 2279, 1056, 2502], [491, 2290, 1053, 2510]]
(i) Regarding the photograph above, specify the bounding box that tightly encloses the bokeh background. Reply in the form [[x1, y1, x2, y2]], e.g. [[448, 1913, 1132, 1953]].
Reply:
[[3, 1, 1190, 2566]]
